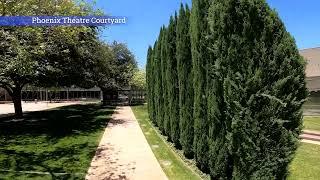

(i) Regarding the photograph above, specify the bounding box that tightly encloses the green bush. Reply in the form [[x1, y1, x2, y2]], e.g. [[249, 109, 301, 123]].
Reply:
[[207, 0, 308, 178]]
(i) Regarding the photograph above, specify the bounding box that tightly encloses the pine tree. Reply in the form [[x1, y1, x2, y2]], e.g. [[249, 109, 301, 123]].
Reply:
[[190, 0, 212, 172], [166, 15, 180, 146], [176, 4, 194, 158], [208, 0, 308, 178]]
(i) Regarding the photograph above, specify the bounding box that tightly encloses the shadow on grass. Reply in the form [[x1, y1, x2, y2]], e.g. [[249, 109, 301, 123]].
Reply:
[[0, 104, 115, 179], [0, 104, 114, 136]]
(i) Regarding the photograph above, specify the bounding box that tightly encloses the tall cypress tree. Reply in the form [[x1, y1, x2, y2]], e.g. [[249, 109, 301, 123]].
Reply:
[[166, 15, 180, 146], [190, 0, 212, 172], [153, 36, 161, 127], [176, 4, 194, 158], [161, 27, 170, 137], [146, 46, 152, 118], [208, 0, 308, 178], [155, 28, 164, 130], [151, 41, 158, 125]]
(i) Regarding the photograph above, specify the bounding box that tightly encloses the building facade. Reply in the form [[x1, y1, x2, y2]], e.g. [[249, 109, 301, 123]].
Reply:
[[300, 47, 320, 92], [0, 86, 102, 102]]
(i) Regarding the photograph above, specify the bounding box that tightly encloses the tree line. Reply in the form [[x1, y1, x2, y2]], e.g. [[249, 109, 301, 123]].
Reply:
[[0, 0, 137, 117], [146, 0, 308, 179]]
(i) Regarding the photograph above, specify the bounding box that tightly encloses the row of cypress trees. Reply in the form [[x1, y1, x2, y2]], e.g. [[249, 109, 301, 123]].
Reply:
[[146, 0, 308, 179]]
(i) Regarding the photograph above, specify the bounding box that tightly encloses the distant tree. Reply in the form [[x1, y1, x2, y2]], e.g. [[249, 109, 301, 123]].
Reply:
[[190, 0, 212, 172], [93, 42, 137, 103], [208, 0, 308, 178], [110, 42, 137, 89], [176, 4, 194, 158], [130, 69, 146, 90]]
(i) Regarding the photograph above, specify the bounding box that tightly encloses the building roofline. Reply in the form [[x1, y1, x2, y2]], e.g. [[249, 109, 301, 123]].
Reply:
[[300, 47, 320, 51]]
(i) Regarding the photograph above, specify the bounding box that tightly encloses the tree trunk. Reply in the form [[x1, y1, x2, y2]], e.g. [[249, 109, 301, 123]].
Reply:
[[12, 88, 23, 118]]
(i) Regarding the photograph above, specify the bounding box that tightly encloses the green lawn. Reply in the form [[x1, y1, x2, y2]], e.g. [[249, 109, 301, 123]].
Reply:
[[131, 105, 205, 180], [304, 116, 320, 131], [0, 103, 114, 179], [289, 143, 320, 180]]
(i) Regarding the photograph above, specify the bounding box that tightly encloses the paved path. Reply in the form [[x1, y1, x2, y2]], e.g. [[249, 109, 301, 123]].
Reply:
[[0, 101, 87, 115], [301, 130, 320, 145], [86, 106, 167, 180]]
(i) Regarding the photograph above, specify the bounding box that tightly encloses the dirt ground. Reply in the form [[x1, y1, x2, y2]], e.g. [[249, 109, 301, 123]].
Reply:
[[86, 106, 167, 180]]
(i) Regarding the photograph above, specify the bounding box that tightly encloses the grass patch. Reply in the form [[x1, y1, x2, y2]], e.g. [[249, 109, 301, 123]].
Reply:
[[0, 103, 114, 179], [304, 116, 320, 131], [132, 105, 320, 180], [289, 143, 320, 180], [131, 105, 205, 180]]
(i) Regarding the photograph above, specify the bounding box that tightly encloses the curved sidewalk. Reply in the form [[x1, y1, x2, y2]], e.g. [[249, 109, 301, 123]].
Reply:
[[86, 106, 167, 180]]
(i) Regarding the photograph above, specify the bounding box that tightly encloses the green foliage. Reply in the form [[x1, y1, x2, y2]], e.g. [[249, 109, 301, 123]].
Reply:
[[207, 0, 308, 178], [166, 15, 180, 147], [161, 27, 171, 137], [176, 4, 194, 158], [131, 69, 146, 90], [190, 0, 212, 172], [0, 28, 41, 92], [108, 42, 137, 90], [0, 0, 99, 116], [148, 0, 307, 178], [151, 41, 159, 125], [146, 46, 155, 122], [153, 31, 162, 128]]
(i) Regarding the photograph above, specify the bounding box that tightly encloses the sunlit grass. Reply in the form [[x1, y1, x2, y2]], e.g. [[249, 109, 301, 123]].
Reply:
[[131, 105, 204, 180], [304, 116, 320, 131], [289, 143, 320, 180]]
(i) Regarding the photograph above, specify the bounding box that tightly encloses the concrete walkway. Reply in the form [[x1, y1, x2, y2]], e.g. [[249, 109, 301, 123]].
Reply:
[[301, 130, 320, 145], [86, 106, 167, 180]]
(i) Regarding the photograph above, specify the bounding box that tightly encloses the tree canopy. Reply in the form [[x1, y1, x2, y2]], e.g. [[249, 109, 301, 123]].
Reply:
[[0, 0, 137, 116], [130, 69, 146, 90]]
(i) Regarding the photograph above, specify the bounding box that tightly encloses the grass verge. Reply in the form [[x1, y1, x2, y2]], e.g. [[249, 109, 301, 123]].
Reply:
[[289, 143, 320, 180], [131, 104, 207, 180], [0, 103, 114, 179], [132, 105, 320, 180], [304, 116, 320, 131]]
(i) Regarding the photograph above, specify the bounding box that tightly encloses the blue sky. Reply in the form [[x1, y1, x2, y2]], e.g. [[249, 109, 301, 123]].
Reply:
[[95, 0, 320, 68]]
